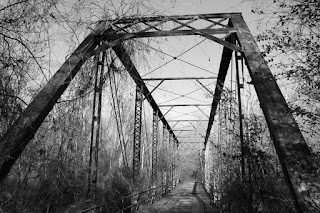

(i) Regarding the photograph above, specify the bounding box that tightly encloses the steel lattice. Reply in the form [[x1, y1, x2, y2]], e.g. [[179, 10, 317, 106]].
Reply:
[[151, 110, 158, 187], [162, 124, 168, 194], [133, 85, 143, 185]]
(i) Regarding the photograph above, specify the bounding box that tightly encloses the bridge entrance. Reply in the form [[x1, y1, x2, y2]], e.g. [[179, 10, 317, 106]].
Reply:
[[0, 13, 318, 212]]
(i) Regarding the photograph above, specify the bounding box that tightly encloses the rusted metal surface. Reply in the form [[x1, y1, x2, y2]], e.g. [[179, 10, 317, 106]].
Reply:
[[231, 13, 319, 213]]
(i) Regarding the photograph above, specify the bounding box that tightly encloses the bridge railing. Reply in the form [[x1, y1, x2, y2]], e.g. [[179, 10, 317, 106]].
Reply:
[[80, 179, 179, 213]]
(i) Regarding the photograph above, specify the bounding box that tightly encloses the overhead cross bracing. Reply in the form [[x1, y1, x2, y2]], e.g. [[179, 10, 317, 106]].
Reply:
[[0, 12, 319, 213]]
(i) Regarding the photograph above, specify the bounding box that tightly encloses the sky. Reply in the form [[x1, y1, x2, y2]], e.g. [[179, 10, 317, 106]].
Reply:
[[43, 0, 269, 147], [117, 0, 264, 145]]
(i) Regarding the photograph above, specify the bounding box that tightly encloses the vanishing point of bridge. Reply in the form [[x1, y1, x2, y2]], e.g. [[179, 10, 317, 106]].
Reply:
[[0, 13, 319, 212]]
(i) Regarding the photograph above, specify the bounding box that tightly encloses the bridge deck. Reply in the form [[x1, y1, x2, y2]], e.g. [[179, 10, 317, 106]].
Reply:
[[138, 182, 219, 213]]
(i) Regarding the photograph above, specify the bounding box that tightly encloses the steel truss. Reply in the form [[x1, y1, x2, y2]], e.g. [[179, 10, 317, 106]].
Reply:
[[151, 110, 159, 187], [0, 12, 318, 212], [133, 85, 143, 185], [162, 124, 169, 195], [168, 133, 173, 191]]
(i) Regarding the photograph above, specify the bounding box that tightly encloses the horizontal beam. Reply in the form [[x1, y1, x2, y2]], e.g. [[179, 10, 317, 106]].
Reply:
[[109, 13, 242, 24], [142, 76, 217, 81], [168, 120, 207, 122], [118, 28, 237, 39], [173, 130, 194, 132], [179, 142, 203, 143], [159, 104, 211, 107], [170, 17, 241, 52]]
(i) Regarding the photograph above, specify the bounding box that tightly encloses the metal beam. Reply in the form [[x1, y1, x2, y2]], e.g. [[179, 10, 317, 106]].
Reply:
[[196, 106, 210, 119], [87, 50, 106, 198], [159, 106, 173, 121], [142, 76, 217, 81], [0, 22, 104, 182], [110, 40, 178, 140], [168, 120, 207, 122], [159, 104, 211, 107], [162, 125, 169, 195], [203, 25, 233, 148], [132, 85, 143, 185], [169, 17, 241, 52], [231, 13, 320, 213], [144, 80, 164, 101], [117, 28, 237, 39], [109, 13, 241, 24], [196, 79, 214, 96], [151, 110, 158, 187], [235, 50, 246, 181], [179, 142, 203, 143]]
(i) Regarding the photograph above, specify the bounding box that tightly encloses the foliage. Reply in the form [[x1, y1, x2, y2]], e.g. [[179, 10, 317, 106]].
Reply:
[[252, 0, 320, 143], [203, 87, 304, 212], [0, 0, 167, 212]]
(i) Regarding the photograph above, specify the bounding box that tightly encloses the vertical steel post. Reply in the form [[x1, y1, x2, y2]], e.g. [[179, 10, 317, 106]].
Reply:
[[132, 84, 143, 211], [235, 50, 245, 182], [231, 13, 320, 212], [87, 50, 105, 198], [169, 134, 174, 191], [173, 139, 177, 189], [151, 110, 159, 188], [133, 84, 143, 185], [162, 125, 168, 195], [165, 132, 170, 194]]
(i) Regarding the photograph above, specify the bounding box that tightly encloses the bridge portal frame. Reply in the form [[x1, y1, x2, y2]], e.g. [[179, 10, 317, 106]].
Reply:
[[0, 12, 318, 212]]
